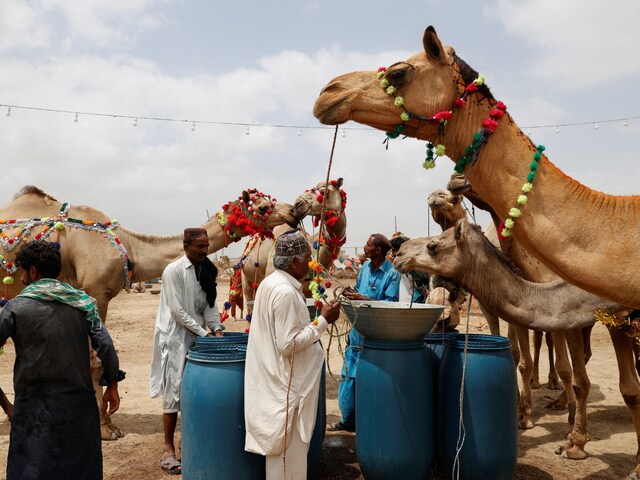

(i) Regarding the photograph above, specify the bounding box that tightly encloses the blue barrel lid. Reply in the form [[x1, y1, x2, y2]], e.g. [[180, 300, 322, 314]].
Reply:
[[194, 332, 249, 345], [187, 344, 247, 363], [362, 337, 426, 350], [444, 333, 511, 351]]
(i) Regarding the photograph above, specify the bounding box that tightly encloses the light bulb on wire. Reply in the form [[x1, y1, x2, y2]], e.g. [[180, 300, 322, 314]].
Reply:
[[133, 118, 138, 127], [341, 129, 346, 138], [555, 125, 559, 133], [5, 106, 10, 117], [74, 112, 79, 123], [191, 122, 196, 132], [245, 126, 250, 136], [594, 122, 599, 130], [297, 128, 302, 136]]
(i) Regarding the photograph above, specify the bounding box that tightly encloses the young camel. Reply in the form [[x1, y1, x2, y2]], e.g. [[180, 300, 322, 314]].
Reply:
[[429, 188, 560, 390], [0, 185, 296, 439], [394, 219, 632, 464]]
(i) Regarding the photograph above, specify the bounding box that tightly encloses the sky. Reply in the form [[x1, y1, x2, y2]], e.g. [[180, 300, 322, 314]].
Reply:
[[1, 0, 639, 259]]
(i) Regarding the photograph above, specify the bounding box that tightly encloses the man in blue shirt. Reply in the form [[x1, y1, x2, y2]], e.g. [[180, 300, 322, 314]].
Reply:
[[328, 234, 400, 432]]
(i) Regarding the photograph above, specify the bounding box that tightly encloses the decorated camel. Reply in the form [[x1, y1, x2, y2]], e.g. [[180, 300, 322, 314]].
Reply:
[[313, 25, 640, 310], [394, 219, 635, 468], [0, 185, 296, 439], [240, 179, 347, 315]]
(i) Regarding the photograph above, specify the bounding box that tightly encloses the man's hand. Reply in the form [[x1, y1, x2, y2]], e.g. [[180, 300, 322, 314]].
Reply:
[[320, 300, 342, 324], [214, 330, 224, 337], [103, 384, 120, 416], [342, 286, 365, 301]]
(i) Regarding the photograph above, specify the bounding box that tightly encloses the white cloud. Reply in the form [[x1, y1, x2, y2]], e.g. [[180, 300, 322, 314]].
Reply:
[[0, 0, 51, 51], [486, 0, 640, 87]]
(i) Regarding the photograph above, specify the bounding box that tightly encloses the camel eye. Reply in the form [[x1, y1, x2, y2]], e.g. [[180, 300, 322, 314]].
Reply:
[[427, 241, 437, 255], [385, 63, 415, 89]]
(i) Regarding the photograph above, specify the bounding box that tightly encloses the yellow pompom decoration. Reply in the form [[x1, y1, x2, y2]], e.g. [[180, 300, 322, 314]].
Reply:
[[3, 276, 14, 285], [386, 85, 396, 95], [400, 112, 409, 122], [380, 79, 389, 88], [54, 222, 65, 230], [504, 219, 515, 229], [516, 195, 528, 205], [474, 75, 485, 85], [394, 96, 404, 107], [501, 228, 512, 237], [508, 208, 521, 218], [521, 183, 533, 193], [435, 144, 446, 156], [0, 254, 3, 261]]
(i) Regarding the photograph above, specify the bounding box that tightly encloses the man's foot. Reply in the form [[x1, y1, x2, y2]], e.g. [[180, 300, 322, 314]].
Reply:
[[327, 421, 355, 432], [160, 454, 182, 475]]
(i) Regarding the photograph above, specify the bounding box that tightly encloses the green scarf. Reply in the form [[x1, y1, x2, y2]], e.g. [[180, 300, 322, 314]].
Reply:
[[18, 278, 102, 333]]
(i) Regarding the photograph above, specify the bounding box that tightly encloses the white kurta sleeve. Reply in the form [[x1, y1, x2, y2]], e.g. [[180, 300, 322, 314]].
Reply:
[[272, 289, 327, 357], [164, 265, 208, 337], [204, 303, 223, 333]]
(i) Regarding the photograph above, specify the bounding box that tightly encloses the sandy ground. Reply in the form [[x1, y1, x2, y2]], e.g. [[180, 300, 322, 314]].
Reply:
[[0, 278, 637, 479]]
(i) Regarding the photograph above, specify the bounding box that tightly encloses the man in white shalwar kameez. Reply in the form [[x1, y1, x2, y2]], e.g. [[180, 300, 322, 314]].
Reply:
[[245, 230, 341, 480], [150, 227, 223, 474]]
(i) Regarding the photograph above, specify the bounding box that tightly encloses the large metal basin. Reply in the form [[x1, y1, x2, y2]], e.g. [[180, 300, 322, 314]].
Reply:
[[341, 301, 444, 341]]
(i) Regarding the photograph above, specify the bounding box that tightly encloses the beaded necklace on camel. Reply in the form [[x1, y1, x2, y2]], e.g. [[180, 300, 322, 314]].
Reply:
[[0, 202, 131, 303], [377, 64, 546, 239]]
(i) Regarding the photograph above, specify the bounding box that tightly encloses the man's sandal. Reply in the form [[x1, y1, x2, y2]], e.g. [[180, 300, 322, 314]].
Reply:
[[160, 455, 182, 475]]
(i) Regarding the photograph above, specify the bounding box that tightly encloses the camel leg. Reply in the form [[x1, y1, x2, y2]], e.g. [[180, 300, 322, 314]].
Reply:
[[507, 323, 520, 368], [478, 303, 500, 336], [546, 332, 571, 413], [531, 330, 543, 389], [93, 294, 124, 441], [555, 328, 590, 460], [606, 326, 640, 479], [514, 325, 534, 429], [0, 387, 13, 420], [545, 332, 562, 390]]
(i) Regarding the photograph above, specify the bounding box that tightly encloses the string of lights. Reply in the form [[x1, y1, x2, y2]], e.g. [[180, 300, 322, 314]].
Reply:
[[2, 102, 638, 133]]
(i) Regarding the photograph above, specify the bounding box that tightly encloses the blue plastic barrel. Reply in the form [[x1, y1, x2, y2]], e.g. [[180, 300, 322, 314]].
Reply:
[[424, 331, 458, 372], [181, 345, 264, 480], [438, 334, 517, 480], [355, 338, 435, 480]]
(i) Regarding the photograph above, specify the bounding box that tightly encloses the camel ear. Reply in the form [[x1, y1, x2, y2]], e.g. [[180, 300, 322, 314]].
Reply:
[[454, 218, 465, 241], [423, 26, 446, 63], [335, 177, 344, 188], [242, 190, 251, 203]]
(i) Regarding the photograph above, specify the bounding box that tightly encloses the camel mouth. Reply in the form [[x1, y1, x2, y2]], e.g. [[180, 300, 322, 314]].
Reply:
[[313, 95, 349, 125], [393, 257, 413, 274]]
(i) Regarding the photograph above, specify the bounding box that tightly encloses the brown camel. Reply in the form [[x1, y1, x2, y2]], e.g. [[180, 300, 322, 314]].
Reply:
[[313, 25, 640, 310], [394, 219, 637, 470], [0, 185, 296, 439], [241, 179, 347, 314], [428, 187, 574, 431]]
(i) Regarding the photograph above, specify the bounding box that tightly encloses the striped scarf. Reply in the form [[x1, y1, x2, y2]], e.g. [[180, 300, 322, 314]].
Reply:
[[18, 278, 102, 333]]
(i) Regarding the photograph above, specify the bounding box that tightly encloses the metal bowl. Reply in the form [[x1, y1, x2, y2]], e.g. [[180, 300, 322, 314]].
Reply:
[[341, 301, 444, 341]]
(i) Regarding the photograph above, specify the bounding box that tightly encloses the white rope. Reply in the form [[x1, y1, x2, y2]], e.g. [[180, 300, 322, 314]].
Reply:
[[451, 294, 473, 480]]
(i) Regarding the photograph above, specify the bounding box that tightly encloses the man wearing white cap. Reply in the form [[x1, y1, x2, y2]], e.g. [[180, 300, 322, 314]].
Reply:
[[244, 229, 341, 480]]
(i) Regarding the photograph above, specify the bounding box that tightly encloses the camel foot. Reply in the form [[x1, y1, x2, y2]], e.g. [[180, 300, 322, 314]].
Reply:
[[546, 377, 563, 391], [530, 378, 541, 389], [518, 418, 534, 429], [555, 442, 588, 460], [101, 418, 125, 440], [546, 397, 567, 411]]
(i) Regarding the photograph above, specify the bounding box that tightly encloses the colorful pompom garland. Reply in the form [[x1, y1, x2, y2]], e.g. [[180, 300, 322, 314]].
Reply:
[[498, 145, 545, 239], [215, 189, 277, 246]]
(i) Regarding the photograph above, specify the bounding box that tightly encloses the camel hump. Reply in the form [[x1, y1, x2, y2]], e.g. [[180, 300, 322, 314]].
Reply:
[[13, 185, 58, 202]]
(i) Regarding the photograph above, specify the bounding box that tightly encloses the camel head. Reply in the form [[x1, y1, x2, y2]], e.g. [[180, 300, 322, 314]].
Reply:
[[394, 218, 477, 279], [314, 26, 482, 141], [427, 188, 466, 231], [293, 178, 346, 225], [216, 189, 297, 242]]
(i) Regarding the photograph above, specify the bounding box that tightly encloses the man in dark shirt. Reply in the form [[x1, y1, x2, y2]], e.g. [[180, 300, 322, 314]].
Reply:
[[0, 241, 124, 480]]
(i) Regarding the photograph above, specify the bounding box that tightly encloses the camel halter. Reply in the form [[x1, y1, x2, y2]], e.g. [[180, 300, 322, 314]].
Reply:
[[215, 189, 277, 248]]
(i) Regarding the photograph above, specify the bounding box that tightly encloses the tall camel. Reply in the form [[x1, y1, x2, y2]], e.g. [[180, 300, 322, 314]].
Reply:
[[393, 219, 638, 472], [0, 185, 296, 439], [313, 25, 640, 309], [241, 179, 347, 314]]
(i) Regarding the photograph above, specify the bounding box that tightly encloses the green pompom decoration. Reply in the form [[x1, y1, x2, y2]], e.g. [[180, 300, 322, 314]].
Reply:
[[533, 152, 542, 161], [527, 171, 537, 183], [529, 161, 539, 171]]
